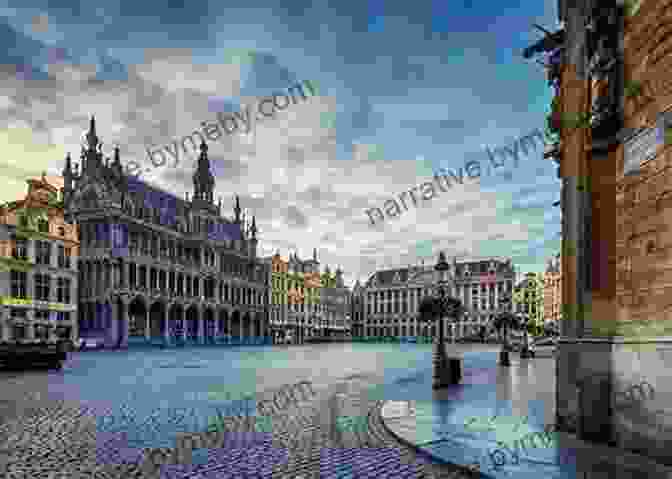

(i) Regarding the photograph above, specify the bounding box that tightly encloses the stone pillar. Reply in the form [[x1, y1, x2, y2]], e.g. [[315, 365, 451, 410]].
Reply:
[[50, 276, 58, 304], [197, 308, 204, 344], [213, 312, 220, 340], [181, 309, 187, 342], [98, 262, 104, 297], [122, 261, 128, 289], [91, 262, 96, 298], [163, 307, 171, 346], [100, 261, 111, 296], [106, 302, 117, 348], [118, 303, 128, 348], [145, 309, 150, 340], [260, 315, 265, 342], [27, 239, 35, 264], [0, 308, 9, 341], [70, 309, 79, 344], [26, 309, 35, 340], [102, 301, 119, 348]]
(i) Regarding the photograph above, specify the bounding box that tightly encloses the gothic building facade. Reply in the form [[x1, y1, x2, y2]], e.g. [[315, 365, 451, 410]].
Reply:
[[62, 117, 270, 348]]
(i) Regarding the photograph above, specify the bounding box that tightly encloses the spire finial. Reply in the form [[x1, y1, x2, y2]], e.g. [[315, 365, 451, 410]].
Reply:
[[86, 115, 98, 150]]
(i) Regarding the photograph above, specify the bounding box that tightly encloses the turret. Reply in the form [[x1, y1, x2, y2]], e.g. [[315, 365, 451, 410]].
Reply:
[[62, 153, 74, 205], [335, 267, 344, 288], [234, 195, 241, 223], [192, 141, 215, 203], [249, 216, 258, 259]]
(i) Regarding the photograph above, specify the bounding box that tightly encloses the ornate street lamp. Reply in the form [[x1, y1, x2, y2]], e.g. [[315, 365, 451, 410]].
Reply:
[[494, 293, 521, 366], [418, 252, 465, 389]]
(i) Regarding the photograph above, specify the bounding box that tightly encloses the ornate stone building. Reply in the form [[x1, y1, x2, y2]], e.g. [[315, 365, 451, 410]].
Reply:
[[319, 265, 351, 340], [0, 175, 79, 343], [62, 117, 270, 348], [513, 272, 544, 327], [355, 257, 515, 340], [350, 280, 365, 338], [266, 250, 350, 343], [543, 253, 562, 325]]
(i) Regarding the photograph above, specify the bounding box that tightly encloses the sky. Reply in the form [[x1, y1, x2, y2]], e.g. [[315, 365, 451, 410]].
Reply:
[[0, 0, 561, 288]]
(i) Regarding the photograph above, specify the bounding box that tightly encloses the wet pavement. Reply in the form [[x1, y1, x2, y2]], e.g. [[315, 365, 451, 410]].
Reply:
[[0, 342, 481, 479], [380, 346, 672, 479]]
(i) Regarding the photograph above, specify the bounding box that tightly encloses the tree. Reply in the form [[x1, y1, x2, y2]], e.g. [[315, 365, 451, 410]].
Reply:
[[418, 295, 465, 341], [493, 311, 520, 344]]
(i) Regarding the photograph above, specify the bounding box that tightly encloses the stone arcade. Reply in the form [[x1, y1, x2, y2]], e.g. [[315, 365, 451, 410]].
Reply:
[[62, 117, 270, 348]]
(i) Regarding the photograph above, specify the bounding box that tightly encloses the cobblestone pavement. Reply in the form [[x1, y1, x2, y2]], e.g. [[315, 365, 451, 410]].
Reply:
[[0, 371, 480, 479]]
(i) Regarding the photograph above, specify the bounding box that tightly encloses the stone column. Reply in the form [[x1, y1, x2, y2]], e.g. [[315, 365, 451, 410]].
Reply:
[[26, 309, 35, 340], [145, 309, 151, 341], [260, 314, 266, 342], [197, 308, 204, 344], [27, 239, 35, 264], [118, 302, 128, 348], [106, 262, 112, 295], [50, 276, 58, 303], [213, 312, 220, 340], [107, 302, 118, 348], [163, 307, 171, 346], [98, 262, 104, 298], [91, 262, 96, 298], [181, 308, 187, 342], [70, 309, 79, 344], [121, 261, 128, 289], [0, 308, 9, 341]]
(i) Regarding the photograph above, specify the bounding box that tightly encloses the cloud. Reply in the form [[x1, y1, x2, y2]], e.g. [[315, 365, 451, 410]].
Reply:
[[0, 1, 560, 288]]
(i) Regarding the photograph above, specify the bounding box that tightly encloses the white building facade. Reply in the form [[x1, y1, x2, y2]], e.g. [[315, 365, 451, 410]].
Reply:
[[355, 257, 515, 340]]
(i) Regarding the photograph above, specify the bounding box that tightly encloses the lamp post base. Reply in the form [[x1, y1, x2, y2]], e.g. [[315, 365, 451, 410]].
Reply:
[[433, 341, 462, 388], [499, 349, 511, 366]]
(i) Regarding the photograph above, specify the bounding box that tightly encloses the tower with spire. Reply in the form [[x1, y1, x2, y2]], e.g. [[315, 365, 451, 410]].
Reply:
[[192, 141, 215, 208]]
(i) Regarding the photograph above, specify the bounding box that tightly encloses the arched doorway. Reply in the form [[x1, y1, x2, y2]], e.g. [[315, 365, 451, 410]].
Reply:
[[149, 302, 165, 345], [115, 297, 126, 348], [231, 310, 241, 345], [255, 313, 266, 345], [128, 297, 148, 346], [242, 313, 252, 345], [217, 310, 229, 344]]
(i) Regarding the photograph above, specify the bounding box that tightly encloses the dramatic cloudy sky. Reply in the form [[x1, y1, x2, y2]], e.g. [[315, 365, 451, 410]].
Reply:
[[0, 0, 561, 287]]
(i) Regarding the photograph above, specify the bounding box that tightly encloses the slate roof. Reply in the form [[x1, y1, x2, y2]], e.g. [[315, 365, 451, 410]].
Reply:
[[365, 258, 514, 287]]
